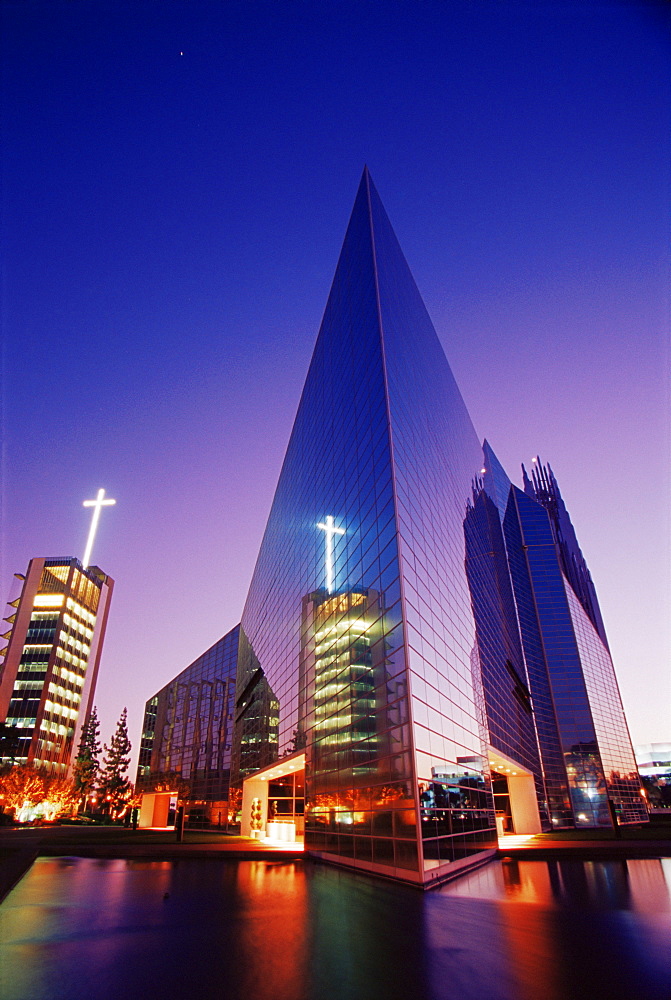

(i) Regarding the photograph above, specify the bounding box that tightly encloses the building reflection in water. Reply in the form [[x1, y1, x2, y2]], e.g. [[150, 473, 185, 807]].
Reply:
[[440, 857, 671, 912], [231, 861, 309, 997], [433, 858, 671, 1000], [2, 858, 671, 1000]]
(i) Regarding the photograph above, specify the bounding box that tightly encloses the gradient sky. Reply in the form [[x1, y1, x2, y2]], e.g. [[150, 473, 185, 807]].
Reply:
[[2, 1, 669, 773]]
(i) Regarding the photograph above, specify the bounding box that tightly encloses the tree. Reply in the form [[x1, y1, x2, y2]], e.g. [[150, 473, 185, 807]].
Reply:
[[0, 764, 78, 822], [284, 728, 306, 754], [102, 708, 132, 817], [73, 706, 101, 808], [0, 764, 46, 817], [38, 776, 79, 822]]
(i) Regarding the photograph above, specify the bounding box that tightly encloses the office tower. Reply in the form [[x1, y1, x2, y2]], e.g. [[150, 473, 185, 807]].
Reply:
[[232, 168, 499, 885], [0, 557, 114, 773], [136, 625, 239, 825], [469, 447, 646, 828]]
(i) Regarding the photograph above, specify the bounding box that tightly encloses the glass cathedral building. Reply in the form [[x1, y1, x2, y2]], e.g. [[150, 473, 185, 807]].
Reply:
[[230, 169, 645, 886]]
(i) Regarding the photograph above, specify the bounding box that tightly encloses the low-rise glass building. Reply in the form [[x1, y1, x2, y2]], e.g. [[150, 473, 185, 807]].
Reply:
[[136, 625, 239, 825]]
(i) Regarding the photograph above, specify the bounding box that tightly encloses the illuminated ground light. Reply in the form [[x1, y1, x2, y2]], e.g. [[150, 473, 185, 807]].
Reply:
[[261, 835, 306, 849], [498, 834, 538, 847]]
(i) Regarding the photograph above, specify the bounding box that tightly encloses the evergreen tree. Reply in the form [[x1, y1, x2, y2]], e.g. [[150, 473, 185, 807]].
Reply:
[[73, 706, 101, 808], [102, 707, 132, 814]]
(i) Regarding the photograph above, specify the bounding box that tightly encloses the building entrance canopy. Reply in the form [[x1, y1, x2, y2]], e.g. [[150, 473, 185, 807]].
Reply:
[[241, 751, 305, 846]]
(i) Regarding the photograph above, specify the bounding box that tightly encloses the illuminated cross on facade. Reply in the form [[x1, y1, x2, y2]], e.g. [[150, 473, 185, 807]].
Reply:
[[317, 515, 345, 594], [82, 489, 116, 568]]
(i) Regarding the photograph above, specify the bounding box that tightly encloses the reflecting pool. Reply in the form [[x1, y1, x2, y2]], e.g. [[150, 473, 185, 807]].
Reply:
[[1, 857, 670, 1000]]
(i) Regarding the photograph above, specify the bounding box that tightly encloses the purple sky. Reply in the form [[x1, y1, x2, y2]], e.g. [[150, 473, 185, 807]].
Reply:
[[2, 1, 669, 773]]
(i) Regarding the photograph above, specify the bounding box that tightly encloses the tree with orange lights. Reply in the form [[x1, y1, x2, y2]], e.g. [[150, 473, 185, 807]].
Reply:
[[0, 764, 79, 822], [38, 777, 79, 822], [0, 764, 46, 816]]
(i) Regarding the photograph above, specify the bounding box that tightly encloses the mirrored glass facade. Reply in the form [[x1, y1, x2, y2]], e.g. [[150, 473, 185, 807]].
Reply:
[[523, 461, 608, 647], [522, 461, 644, 822], [137, 625, 239, 824], [461, 439, 646, 831], [231, 169, 645, 885], [565, 573, 645, 822], [499, 466, 645, 827], [231, 170, 498, 885], [464, 485, 548, 823]]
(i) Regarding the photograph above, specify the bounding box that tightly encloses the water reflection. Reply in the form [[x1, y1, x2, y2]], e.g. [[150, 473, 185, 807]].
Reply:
[[436, 859, 671, 1000], [0, 858, 670, 1000], [441, 857, 671, 913]]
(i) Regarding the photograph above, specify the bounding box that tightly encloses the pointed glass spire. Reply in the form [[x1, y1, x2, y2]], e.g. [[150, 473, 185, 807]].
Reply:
[[481, 439, 512, 519], [232, 169, 498, 883]]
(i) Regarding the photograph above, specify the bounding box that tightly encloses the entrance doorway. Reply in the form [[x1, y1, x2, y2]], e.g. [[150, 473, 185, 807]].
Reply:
[[488, 750, 541, 836], [241, 751, 305, 846], [491, 770, 514, 834], [138, 791, 178, 829]]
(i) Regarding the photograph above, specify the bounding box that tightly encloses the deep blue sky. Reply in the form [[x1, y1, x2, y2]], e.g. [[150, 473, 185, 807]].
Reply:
[[2, 1, 669, 765]]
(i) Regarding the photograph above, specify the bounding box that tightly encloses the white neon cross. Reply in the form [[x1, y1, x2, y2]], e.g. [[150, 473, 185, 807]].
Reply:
[[82, 489, 116, 568], [317, 515, 345, 594]]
